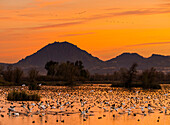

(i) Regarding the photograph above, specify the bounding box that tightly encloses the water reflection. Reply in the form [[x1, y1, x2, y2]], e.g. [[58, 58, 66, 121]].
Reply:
[[0, 84, 169, 125]]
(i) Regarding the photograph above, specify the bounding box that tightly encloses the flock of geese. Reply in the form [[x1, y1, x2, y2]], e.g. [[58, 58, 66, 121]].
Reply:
[[0, 85, 169, 124]]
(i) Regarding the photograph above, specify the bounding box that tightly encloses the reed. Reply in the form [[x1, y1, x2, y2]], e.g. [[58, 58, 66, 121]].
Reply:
[[7, 91, 40, 101]]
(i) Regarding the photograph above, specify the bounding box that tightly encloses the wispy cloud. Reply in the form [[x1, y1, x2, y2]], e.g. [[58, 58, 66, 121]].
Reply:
[[159, 3, 170, 7], [59, 32, 95, 37], [76, 11, 87, 15], [11, 21, 84, 30], [103, 8, 121, 11], [112, 8, 170, 15], [0, 17, 11, 20], [48, 8, 170, 23], [94, 41, 170, 54], [125, 41, 170, 47], [17, 13, 47, 17], [7, 7, 170, 30], [85, 8, 170, 20]]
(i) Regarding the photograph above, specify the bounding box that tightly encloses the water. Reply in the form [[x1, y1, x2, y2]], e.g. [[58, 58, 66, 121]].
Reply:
[[0, 85, 169, 125]]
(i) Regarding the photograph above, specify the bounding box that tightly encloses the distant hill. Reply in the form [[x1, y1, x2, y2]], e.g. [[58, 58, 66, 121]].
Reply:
[[14, 42, 105, 74], [0, 42, 170, 74], [106, 53, 170, 73]]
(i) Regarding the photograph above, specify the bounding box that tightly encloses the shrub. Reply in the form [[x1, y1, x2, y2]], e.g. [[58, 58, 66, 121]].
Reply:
[[141, 68, 161, 89], [29, 83, 41, 90], [7, 91, 40, 101]]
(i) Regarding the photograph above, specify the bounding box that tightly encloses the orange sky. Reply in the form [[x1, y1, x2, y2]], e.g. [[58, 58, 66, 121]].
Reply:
[[0, 0, 170, 63]]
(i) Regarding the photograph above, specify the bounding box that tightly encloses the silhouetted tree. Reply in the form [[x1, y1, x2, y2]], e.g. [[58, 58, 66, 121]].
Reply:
[[141, 67, 161, 89], [57, 61, 77, 84], [0, 65, 4, 75], [45, 61, 58, 76], [13, 67, 23, 84], [28, 68, 39, 82], [45, 60, 89, 85], [156, 71, 165, 83], [122, 63, 138, 88], [113, 71, 120, 81], [165, 73, 170, 83], [119, 68, 128, 86], [75, 60, 84, 70], [3, 65, 14, 82]]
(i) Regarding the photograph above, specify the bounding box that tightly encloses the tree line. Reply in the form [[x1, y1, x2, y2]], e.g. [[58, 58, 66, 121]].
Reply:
[[0, 61, 170, 89], [0, 60, 89, 86], [45, 60, 90, 85], [0, 65, 39, 86]]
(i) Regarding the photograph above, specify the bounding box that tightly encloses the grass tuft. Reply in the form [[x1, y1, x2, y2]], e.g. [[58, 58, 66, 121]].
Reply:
[[7, 91, 40, 101]]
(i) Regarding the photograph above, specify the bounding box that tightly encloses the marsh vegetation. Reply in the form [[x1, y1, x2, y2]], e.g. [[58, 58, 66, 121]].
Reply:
[[7, 90, 40, 101], [0, 61, 169, 90]]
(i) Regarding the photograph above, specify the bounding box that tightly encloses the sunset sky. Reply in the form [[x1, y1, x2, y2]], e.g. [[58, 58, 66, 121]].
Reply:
[[0, 0, 170, 63]]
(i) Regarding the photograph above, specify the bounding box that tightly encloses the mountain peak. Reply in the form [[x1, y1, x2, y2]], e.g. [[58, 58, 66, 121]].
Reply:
[[122, 52, 135, 55], [113, 52, 144, 60], [150, 54, 165, 57], [16, 41, 103, 74], [46, 41, 77, 47], [50, 41, 73, 45]]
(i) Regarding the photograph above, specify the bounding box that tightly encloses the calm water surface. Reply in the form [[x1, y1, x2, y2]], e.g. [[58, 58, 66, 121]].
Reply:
[[0, 84, 169, 125]]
